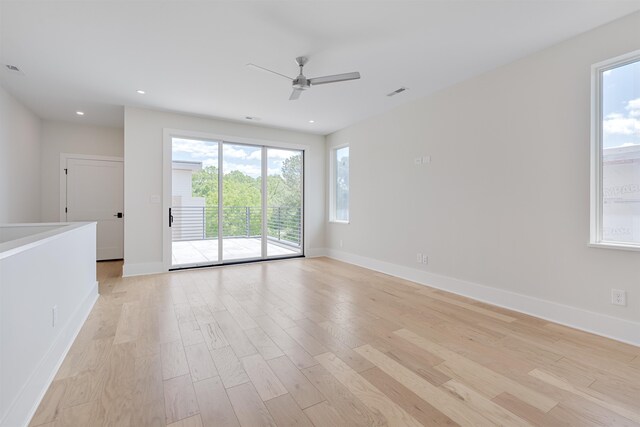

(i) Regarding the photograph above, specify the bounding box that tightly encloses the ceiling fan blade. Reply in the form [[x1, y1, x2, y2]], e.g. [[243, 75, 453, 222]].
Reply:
[[246, 63, 293, 81], [309, 71, 361, 86], [289, 89, 303, 101]]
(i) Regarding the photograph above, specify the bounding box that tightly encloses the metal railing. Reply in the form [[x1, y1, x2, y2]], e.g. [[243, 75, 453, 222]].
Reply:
[[171, 205, 302, 247]]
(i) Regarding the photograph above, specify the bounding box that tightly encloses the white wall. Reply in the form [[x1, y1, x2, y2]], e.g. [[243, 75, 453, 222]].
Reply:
[[0, 85, 41, 223], [40, 121, 124, 221], [123, 107, 325, 276], [0, 222, 98, 427], [326, 12, 640, 343]]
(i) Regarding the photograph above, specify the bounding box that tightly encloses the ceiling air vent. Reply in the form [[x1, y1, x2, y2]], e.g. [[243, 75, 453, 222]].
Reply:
[[387, 87, 407, 97], [4, 64, 25, 75]]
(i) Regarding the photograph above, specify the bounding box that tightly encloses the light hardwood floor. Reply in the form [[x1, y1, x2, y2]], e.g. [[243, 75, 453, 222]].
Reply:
[[30, 258, 640, 426]]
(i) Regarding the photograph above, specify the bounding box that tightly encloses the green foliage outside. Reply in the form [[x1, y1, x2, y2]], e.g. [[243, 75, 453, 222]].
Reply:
[[191, 154, 302, 245]]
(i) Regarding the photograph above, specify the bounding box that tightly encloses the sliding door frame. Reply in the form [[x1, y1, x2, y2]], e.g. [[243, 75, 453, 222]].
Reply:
[[162, 128, 306, 272]]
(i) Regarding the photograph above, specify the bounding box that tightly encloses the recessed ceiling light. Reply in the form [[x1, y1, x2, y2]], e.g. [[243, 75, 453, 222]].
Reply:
[[136, 90, 146, 95], [309, 120, 315, 123], [76, 111, 85, 116]]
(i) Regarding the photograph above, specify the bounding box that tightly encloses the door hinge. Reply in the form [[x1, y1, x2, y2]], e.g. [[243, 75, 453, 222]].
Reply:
[[64, 168, 68, 175], [65, 207, 68, 213]]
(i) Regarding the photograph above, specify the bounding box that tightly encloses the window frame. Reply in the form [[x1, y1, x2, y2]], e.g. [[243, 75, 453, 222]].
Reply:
[[590, 49, 640, 251], [330, 144, 350, 224]]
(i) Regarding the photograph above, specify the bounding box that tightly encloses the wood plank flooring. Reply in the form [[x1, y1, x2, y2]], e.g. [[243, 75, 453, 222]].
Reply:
[[30, 258, 640, 426]]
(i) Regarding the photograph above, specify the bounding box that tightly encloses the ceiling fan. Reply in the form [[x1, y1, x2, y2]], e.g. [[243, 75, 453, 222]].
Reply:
[[247, 56, 361, 100]]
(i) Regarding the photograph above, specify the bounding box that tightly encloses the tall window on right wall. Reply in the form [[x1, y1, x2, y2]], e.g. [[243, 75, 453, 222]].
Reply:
[[331, 145, 350, 223], [591, 51, 640, 249]]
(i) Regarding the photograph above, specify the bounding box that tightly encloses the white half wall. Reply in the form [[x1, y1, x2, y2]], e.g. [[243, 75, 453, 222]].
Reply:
[[124, 107, 325, 276], [40, 121, 124, 221], [326, 11, 640, 335], [0, 222, 98, 427], [0, 85, 41, 223]]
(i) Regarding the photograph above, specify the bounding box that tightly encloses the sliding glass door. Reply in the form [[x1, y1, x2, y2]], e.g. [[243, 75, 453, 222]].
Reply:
[[171, 138, 220, 267], [266, 148, 303, 257], [222, 144, 263, 261], [170, 137, 303, 268]]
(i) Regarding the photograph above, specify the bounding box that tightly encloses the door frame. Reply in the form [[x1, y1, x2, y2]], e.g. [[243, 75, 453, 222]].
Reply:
[[162, 128, 307, 272], [59, 153, 124, 221]]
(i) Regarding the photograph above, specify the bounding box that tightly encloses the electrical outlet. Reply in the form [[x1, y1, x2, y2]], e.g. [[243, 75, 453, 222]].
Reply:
[[416, 253, 422, 263], [422, 156, 431, 164], [52, 305, 58, 327], [422, 254, 428, 264], [414, 157, 422, 165], [611, 289, 626, 306]]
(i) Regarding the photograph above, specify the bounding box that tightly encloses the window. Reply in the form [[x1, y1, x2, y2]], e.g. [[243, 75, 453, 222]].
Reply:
[[331, 145, 350, 222], [591, 51, 640, 249]]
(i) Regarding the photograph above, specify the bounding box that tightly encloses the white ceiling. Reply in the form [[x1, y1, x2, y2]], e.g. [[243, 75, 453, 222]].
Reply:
[[1, 1, 639, 135]]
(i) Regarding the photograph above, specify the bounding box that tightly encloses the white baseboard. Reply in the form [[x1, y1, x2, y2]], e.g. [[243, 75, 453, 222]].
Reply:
[[324, 249, 640, 347], [305, 248, 327, 258], [123, 261, 164, 277], [2, 281, 99, 427]]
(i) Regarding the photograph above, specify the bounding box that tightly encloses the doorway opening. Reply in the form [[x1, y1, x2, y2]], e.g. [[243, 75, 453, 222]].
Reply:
[[169, 137, 303, 268]]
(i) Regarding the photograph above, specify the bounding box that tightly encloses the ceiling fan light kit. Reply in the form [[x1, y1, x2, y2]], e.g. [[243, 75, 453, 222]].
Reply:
[[248, 56, 361, 101]]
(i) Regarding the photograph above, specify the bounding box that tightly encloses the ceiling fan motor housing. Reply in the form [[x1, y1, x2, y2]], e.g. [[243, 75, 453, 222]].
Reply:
[[293, 75, 310, 90], [293, 56, 310, 90]]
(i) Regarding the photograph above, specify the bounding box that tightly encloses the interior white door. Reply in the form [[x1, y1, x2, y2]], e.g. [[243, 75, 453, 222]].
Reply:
[[66, 158, 124, 260]]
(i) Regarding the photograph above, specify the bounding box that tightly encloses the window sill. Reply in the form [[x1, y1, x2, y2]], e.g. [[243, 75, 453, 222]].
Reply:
[[588, 242, 640, 252], [329, 220, 350, 225]]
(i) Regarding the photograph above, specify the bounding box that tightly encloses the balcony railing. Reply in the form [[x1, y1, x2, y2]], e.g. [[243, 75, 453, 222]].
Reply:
[[171, 205, 302, 247]]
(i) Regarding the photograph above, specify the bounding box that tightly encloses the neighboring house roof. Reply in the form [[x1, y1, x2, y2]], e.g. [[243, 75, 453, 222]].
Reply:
[[172, 160, 203, 171]]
